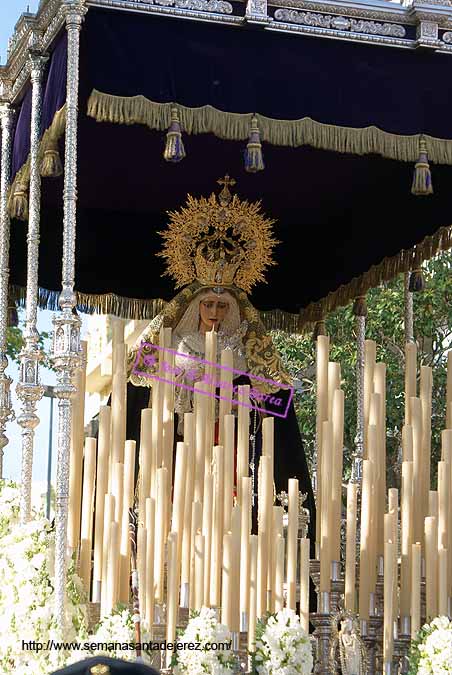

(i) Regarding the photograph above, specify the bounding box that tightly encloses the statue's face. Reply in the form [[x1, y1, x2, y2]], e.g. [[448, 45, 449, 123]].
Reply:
[[199, 294, 230, 332]]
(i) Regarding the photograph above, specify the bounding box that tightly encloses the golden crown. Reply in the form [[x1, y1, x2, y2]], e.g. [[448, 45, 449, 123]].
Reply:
[[157, 176, 278, 293]]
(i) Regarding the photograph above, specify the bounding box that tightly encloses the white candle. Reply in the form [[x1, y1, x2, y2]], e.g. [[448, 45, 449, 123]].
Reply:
[[447, 351, 452, 429], [137, 526, 147, 618], [320, 421, 333, 592], [286, 478, 299, 608], [106, 521, 120, 615], [364, 340, 376, 456], [425, 516, 438, 620], [237, 385, 250, 506], [327, 362, 341, 421], [345, 483, 358, 613], [223, 415, 235, 532], [429, 491, 438, 519], [373, 363, 386, 561], [68, 341, 87, 551], [231, 505, 241, 631], [194, 534, 205, 611], [166, 532, 178, 667], [248, 535, 258, 653], [411, 543, 421, 639], [400, 461, 413, 619], [119, 440, 136, 603], [194, 382, 207, 504], [315, 335, 329, 554], [154, 467, 168, 603], [383, 541, 395, 664], [100, 493, 115, 617], [189, 501, 202, 611], [331, 389, 344, 565], [402, 424, 413, 462], [359, 460, 374, 621], [221, 532, 233, 629], [145, 498, 155, 634], [438, 547, 448, 617], [112, 462, 124, 528], [79, 438, 97, 593], [300, 538, 310, 633], [210, 446, 225, 607], [204, 329, 218, 465], [181, 414, 195, 597], [274, 536, 285, 612], [438, 462, 449, 550], [139, 408, 153, 525], [405, 342, 417, 425], [410, 398, 423, 551], [258, 456, 272, 616], [420, 367, 432, 543], [111, 342, 127, 466], [171, 442, 187, 601], [219, 349, 234, 444], [202, 472, 213, 606], [93, 407, 111, 603], [240, 477, 252, 619]]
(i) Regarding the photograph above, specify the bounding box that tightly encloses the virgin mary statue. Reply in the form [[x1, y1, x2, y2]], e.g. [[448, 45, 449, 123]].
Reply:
[[125, 176, 315, 540]]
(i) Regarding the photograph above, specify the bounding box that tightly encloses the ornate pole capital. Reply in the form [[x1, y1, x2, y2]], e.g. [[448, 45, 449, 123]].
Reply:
[[0, 102, 16, 477], [27, 53, 48, 83], [62, 0, 88, 27]]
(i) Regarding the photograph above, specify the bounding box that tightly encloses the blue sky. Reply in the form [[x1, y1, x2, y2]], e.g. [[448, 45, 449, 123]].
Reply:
[[1, 1, 40, 65]]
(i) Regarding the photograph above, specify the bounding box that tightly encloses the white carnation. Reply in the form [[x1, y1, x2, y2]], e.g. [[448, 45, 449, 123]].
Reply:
[[254, 608, 313, 675]]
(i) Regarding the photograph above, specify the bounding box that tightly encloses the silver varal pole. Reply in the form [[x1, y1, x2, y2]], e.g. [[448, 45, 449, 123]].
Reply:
[[0, 103, 16, 478], [352, 308, 366, 484], [16, 52, 47, 522], [52, 0, 86, 632]]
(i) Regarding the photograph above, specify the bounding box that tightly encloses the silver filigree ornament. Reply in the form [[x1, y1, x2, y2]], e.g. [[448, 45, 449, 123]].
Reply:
[[52, 0, 87, 634], [16, 52, 48, 524], [274, 8, 406, 37], [352, 313, 365, 485], [0, 105, 16, 479], [442, 30, 452, 42]]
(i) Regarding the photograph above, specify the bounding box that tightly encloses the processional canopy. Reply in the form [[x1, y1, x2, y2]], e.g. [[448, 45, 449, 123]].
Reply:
[[3, 0, 452, 329]]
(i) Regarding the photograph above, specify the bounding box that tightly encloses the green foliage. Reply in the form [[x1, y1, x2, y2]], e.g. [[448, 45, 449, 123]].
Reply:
[[271, 251, 452, 488], [6, 310, 55, 372]]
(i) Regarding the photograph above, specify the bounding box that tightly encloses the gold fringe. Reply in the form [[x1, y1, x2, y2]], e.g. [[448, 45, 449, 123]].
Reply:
[[87, 89, 452, 164], [300, 225, 452, 329], [8, 106, 67, 217]]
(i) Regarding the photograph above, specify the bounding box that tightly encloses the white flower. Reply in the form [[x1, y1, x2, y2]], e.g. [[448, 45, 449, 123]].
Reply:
[[413, 616, 452, 675], [254, 608, 313, 675], [173, 607, 237, 675], [0, 482, 89, 674]]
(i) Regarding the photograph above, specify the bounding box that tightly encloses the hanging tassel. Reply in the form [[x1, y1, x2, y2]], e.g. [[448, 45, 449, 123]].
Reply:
[[352, 295, 368, 317], [411, 137, 433, 196], [40, 137, 63, 177], [244, 116, 264, 173], [163, 107, 186, 163], [409, 268, 425, 292], [8, 181, 29, 221]]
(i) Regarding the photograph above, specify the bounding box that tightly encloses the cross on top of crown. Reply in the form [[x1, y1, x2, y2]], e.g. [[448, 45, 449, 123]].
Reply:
[[218, 175, 236, 190], [217, 175, 236, 205]]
